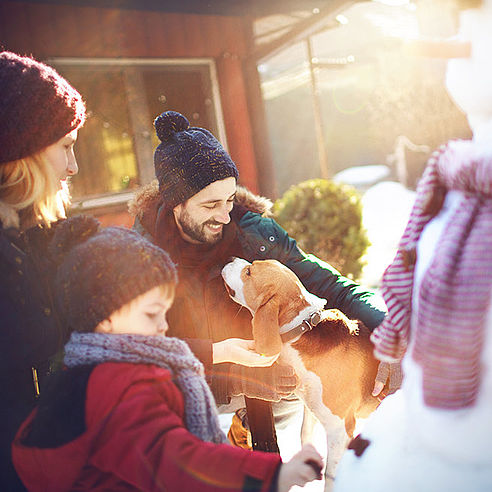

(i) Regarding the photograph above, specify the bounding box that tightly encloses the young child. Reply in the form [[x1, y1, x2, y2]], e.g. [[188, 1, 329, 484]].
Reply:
[[11, 216, 322, 492]]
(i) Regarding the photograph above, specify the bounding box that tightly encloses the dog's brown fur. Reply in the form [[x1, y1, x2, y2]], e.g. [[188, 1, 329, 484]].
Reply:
[[292, 309, 380, 436]]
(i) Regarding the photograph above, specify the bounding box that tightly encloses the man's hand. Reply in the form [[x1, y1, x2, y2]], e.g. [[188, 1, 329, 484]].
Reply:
[[229, 362, 299, 402], [213, 338, 279, 367], [372, 361, 402, 399], [273, 363, 299, 399]]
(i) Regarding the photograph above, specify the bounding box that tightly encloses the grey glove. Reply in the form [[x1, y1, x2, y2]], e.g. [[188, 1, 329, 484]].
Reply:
[[372, 361, 402, 398], [228, 362, 298, 402]]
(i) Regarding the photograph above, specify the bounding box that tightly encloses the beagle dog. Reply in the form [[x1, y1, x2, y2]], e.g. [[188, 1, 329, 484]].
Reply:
[[221, 258, 380, 486]]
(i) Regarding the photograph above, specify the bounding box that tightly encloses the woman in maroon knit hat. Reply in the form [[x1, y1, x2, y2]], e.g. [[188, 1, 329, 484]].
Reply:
[[0, 51, 86, 490]]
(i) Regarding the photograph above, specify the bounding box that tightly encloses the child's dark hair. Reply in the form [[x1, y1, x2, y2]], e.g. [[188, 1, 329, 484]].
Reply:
[[51, 216, 177, 333]]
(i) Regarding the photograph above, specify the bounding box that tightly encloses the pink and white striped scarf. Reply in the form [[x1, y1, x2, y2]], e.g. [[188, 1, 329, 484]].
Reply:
[[371, 140, 492, 409]]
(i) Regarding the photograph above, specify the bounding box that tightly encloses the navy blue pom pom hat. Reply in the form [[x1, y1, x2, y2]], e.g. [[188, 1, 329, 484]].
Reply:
[[153, 111, 239, 209]]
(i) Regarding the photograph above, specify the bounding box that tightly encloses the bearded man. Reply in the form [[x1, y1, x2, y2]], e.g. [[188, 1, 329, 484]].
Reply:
[[130, 111, 389, 451]]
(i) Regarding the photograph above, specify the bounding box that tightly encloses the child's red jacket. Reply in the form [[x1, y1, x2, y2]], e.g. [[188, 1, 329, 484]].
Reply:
[[12, 362, 281, 491]]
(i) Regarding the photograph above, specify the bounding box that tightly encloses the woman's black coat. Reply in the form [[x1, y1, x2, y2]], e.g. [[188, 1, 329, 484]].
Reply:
[[0, 224, 64, 491]]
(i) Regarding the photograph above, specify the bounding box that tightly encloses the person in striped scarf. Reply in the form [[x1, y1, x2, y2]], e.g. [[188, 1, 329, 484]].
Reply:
[[335, 1, 492, 491]]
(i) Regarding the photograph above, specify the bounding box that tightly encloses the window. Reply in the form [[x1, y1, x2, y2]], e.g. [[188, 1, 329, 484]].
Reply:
[[51, 58, 226, 209]]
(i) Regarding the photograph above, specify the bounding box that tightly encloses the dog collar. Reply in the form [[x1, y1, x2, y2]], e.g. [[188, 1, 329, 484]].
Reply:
[[280, 311, 323, 343]]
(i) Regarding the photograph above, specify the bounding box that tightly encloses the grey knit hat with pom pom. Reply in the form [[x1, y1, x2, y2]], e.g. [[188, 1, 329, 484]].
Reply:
[[51, 216, 177, 333], [153, 111, 239, 209]]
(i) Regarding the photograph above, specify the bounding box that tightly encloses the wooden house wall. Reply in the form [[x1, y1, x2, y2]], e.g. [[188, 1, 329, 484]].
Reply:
[[0, 1, 259, 196]]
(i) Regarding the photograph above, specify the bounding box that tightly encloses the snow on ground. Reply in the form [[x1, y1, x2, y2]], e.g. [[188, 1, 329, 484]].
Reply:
[[359, 181, 416, 288], [333, 165, 391, 192], [333, 166, 417, 288]]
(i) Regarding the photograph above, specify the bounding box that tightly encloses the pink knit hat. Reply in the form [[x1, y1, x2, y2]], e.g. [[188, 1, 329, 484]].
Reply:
[[0, 51, 86, 164]]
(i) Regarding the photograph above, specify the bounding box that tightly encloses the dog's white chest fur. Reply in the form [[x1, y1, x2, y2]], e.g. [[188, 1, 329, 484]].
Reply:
[[281, 345, 342, 428]]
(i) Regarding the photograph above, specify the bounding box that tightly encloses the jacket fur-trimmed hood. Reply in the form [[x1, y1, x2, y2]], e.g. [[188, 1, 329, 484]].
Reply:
[[128, 179, 273, 223]]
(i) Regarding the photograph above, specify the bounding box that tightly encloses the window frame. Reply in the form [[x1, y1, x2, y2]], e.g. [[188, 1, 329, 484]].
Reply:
[[48, 57, 228, 210]]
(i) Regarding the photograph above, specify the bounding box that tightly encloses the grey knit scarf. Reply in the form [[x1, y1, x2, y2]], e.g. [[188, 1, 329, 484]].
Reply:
[[64, 332, 228, 444]]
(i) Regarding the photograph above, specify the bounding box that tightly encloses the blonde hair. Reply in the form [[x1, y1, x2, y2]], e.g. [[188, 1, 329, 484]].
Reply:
[[0, 151, 70, 229]]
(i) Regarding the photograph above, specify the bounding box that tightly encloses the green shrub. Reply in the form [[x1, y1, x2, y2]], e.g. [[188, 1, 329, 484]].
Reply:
[[272, 178, 369, 280]]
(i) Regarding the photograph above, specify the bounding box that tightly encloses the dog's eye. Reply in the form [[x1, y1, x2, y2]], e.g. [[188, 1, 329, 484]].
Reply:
[[245, 266, 251, 276]]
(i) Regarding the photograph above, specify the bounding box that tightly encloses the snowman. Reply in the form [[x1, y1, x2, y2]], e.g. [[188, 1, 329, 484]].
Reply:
[[334, 2, 492, 491]]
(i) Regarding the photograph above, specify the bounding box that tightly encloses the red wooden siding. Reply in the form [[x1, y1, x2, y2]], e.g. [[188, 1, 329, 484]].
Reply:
[[0, 1, 258, 195]]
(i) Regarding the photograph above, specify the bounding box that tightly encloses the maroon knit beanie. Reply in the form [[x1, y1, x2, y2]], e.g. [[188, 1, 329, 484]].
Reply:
[[0, 51, 86, 164]]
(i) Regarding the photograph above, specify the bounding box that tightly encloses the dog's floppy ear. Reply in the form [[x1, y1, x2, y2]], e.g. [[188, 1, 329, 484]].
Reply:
[[252, 295, 282, 356]]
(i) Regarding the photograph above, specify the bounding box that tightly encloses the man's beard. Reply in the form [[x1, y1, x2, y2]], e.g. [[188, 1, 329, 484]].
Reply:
[[176, 208, 224, 245]]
